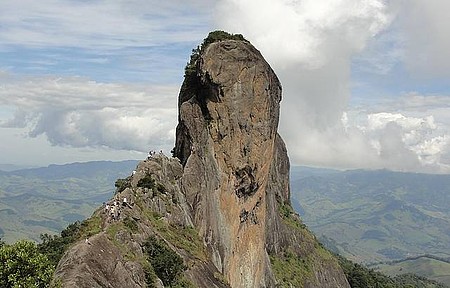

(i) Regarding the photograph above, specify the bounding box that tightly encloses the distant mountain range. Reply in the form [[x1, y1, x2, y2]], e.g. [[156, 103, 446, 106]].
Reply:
[[0, 160, 138, 242], [0, 164, 38, 172], [290, 166, 450, 286]]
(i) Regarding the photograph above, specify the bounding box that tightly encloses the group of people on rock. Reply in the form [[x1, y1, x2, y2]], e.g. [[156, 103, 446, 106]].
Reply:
[[103, 197, 133, 223], [147, 150, 164, 160]]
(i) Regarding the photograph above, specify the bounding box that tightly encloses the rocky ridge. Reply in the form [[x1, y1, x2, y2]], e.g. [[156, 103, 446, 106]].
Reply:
[[53, 32, 350, 288]]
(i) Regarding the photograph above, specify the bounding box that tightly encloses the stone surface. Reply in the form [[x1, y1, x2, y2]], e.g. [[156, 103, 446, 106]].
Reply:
[[54, 37, 350, 288]]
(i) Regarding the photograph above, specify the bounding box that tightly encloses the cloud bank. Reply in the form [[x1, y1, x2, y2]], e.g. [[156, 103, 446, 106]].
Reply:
[[216, 0, 450, 173], [1, 0, 449, 172], [0, 73, 177, 152], [0, 0, 212, 163]]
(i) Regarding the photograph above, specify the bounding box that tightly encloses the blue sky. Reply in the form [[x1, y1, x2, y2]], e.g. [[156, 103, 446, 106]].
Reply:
[[1, 0, 449, 173]]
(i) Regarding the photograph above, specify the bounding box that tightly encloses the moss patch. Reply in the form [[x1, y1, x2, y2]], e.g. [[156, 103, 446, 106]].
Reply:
[[271, 201, 339, 287], [270, 248, 313, 288], [147, 212, 206, 261]]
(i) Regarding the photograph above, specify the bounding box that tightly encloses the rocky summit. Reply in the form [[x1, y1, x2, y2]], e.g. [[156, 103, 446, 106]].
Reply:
[[53, 31, 350, 288]]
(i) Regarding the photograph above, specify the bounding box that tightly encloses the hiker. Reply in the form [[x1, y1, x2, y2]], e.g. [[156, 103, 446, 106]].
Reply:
[[110, 206, 116, 220]]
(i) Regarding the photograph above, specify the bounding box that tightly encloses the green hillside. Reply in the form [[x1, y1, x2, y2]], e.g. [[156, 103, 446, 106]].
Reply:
[[372, 256, 450, 286], [0, 160, 138, 243], [1, 162, 448, 287], [290, 167, 450, 286]]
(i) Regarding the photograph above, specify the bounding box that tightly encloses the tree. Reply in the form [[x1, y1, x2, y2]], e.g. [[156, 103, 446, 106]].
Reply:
[[0, 240, 54, 288]]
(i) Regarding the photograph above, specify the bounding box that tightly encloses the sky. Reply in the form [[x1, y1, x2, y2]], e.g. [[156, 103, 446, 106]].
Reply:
[[0, 0, 449, 174]]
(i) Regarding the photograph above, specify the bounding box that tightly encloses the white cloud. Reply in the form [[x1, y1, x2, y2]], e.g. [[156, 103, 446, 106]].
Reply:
[[216, 0, 450, 173], [343, 97, 450, 173], [1, 0, 449, 174], [0, 73, 178, 152], [215, 0, 393, 132], [216, 0, 391, 70]]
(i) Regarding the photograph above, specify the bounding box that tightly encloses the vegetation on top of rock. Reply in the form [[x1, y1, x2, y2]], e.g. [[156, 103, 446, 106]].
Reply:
[[137, 174, 167, 196], [199, 30, 247, 51], [114, 177, 130, 194], [38, 216, 103, 268], [184, 30, 248, 79], [122, 217, 139, 232], [143, 210, 206, 261], [143, 235, 186, 287], [38, 221, 82, 267], [270, 248, 313, 287], [270, 195, 341, 287]]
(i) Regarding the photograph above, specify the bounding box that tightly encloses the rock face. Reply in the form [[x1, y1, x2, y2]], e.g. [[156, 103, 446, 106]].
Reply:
[[54, 33, 350, 288], [174, 39, 283, 287]]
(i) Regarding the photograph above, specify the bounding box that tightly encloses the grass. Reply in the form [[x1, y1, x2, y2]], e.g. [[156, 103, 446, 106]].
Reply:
[[270, 249, 313, 288], [78, 215, 103, 238], [146, 212, 206, 261], [270, 199, 340, 287]]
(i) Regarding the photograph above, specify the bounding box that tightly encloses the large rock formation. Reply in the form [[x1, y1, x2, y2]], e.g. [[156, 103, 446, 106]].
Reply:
[[53, 32, 350, 288]]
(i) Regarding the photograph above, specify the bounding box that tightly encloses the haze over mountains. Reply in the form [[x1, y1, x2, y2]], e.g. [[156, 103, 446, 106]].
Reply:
[[2, 160, 450, 286], [3, 161, 449, 259], [290, 166, 450, 286], [0, 160, 138, 242], [290, 166, 450, 263]]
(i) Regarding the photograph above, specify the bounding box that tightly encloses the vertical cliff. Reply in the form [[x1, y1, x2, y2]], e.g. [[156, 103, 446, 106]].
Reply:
[[53, 31, 350, 288], [173, 32, 349, 288]]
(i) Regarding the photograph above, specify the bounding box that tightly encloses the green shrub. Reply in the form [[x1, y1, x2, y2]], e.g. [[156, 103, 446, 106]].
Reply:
[[142, 261, 158, 288], [137, 175, 156, 189], [0, 240, 54, 288], [270, 248, 312, 287], [184, 30, 248, 79], [137, 175, 167, 197], [123, 217, 139, 232], [200, 30, 247, 51], [115, 178, 130, 194], [143, 236, 186, 287], [278, 202, 307, 229]]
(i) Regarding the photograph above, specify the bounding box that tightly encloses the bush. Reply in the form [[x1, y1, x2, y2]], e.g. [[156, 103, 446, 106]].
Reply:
[[0, 240, 54, 288], [200, 30, 247, 51], [137, 175, 167, 196], [137, 175, 156, 189], [143, 236, 186, 287], [184, 30, 248, 79], [123, 217, 139, 232], [115, 178, 130, 194]]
